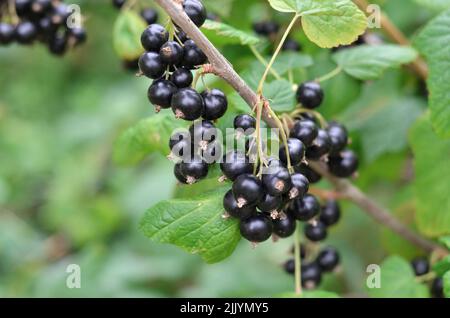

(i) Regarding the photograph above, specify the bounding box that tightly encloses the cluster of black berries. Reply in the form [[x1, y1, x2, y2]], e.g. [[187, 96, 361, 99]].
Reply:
[[111, 0, 160, 71], [411, 258, 445, 298], [252, 20, 301, 52], [0, 0, 86, 55], [295, 81, 359, 179], [284, 243, 340, 289]]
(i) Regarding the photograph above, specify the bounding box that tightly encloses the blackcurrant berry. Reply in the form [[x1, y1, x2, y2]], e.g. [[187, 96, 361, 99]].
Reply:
[[170, 67, 193, 88], [304, 221, 327, 242], [306, 129, 331, 160], [288, 173, 309, 200], [328, 150, 359, 178], [282, 38, 301, 52], [169, 130, 193, 159], [183, 0, 207, 27], [189, 120, 217, 149], [273, 214, 297, 238], [411, 258, 429, 276], [141, 8, 158, 25], [141, 24, 169, 52], [279, 138, 305, 166], [289, 194, 320, 221], [234, 114, 256, 135], [50, 3, 70, 26], [148, 79, 177, 109], [220, 151, 253, 181], [301, 262, 322, 289], [296, 81, 324, 109], [179, 156, 208, 184], [15, 21, 37, 44], [320, 200, 341, 227], [232, 173, 263, 206], [176, 30, 189, 42], [284, 259, 295, 274], [138, 51, 167, 79], [262, 166, 292, 196], [112, 0, 126, 9], [295, 163, 322, 184], [257, 193, 282, 213], [290, 120, 318, 147], [48, 33, 67, 55], [32, 0, 52, 15], [252, 21, 279, 36], [182, 39, 207, 68], [122, 58, 139, 72], [201, 89, 228, 120], [201, 140, 222, 164], [174, 162, 188, 184], [431, 277, 444, 298], [15, 0, 32, 17], [317, 247, 340, 272], [160, 41, 184, 65], [69, 27, 87, 46], [327, 122, 348, 155], [240, 214, 273, 243], [223, 190, 256, 220], [171, 88, 204, 120], [0, 23, 15, 45]]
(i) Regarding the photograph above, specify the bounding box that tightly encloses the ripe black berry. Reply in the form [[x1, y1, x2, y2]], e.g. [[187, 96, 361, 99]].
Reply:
[[179, 156, 208, 184], [328, 150, 359, 178], [262, 166, 292, 196], [69, 27, 87, 45], [296, 81, 324, 109], [160, 41, 184, 65], [138, 51, 167, 79], [171, 88, 204, 120], [290, 120, 318, 147], [141, 8, 158, 25], [279, 138, 305, 166], [232, 173, 263, 206], [223, 190, 256, 220], [183, 0, 207, 27], [220, 150, 253, 181], [174, 162, 188, 184], [320, 200, 341, 226], [282, 38, 301, 52], [32, 0, 52, 14], [48, 33, 67, 55], [257, 193, 282, 213], [189, 120, 217, 149], [301, 262, 322, 289], [201, 89, 228, 120], [0, 23, 15, 45], [50, 3, 70, 26], [15, 0, 32, 17], [295, 163, 322, 184], [148, 79, 177, 109], [112, 0, 126, 9], [239, 214, 273, 243], [317, 247, 340, 272], [252, 21, 279, 36], [234, 114, 256, 135], [182, 39, 207, 68], [15, 21, 37, 44], [304, 221, 327, 242], [141, 24, 169, 52], [273, 214, 297, 238], [327, 122, 348, 155], [411, 258, 429, 276], [170, 67, 193, 88], [201, 140, 222, 163], [288, 173, 309, 200], [289, 194, 320, 221], [169, 130, 193, 159], [176, 30, 189, 42], [431, 277, 444, 298], [306, 129, 331, 160], [284, 259, 295, 274]]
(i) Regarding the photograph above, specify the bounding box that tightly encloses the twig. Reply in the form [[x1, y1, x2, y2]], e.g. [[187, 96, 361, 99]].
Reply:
[[353, 0, 429, 79], [154, 0, 446, 255]]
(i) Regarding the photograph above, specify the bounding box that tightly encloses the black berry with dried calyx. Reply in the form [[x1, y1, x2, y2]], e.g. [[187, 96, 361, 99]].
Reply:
[[171, 88, 204, 120]]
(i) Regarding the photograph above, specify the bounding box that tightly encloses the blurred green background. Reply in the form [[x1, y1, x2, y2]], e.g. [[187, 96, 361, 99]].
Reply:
[[0, 0, 435, 297]]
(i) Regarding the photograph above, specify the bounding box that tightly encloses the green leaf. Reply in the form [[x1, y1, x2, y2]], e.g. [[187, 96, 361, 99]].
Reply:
[[114, 113, 186, 165], [113, 10, 147, 60], [277, 290, 339, 298], [439, 236, 450, 249], [444, 271, 450, 297], [139, 188, 241, 264], [414, 0, 450, 10], [414, 10, 450, 138], [333, 45, 418, 80], [272, 52, 314, 75], [229, 79, 295, 113], [368, 256, 430, 298], [410, 115, 450, 237], [432, 255, 450, 276], [201, 20, 262, 46]]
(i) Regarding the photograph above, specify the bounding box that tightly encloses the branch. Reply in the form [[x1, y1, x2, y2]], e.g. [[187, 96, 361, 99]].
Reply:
[[154, 0, 446, 255], [353, 0, 429, 80]]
